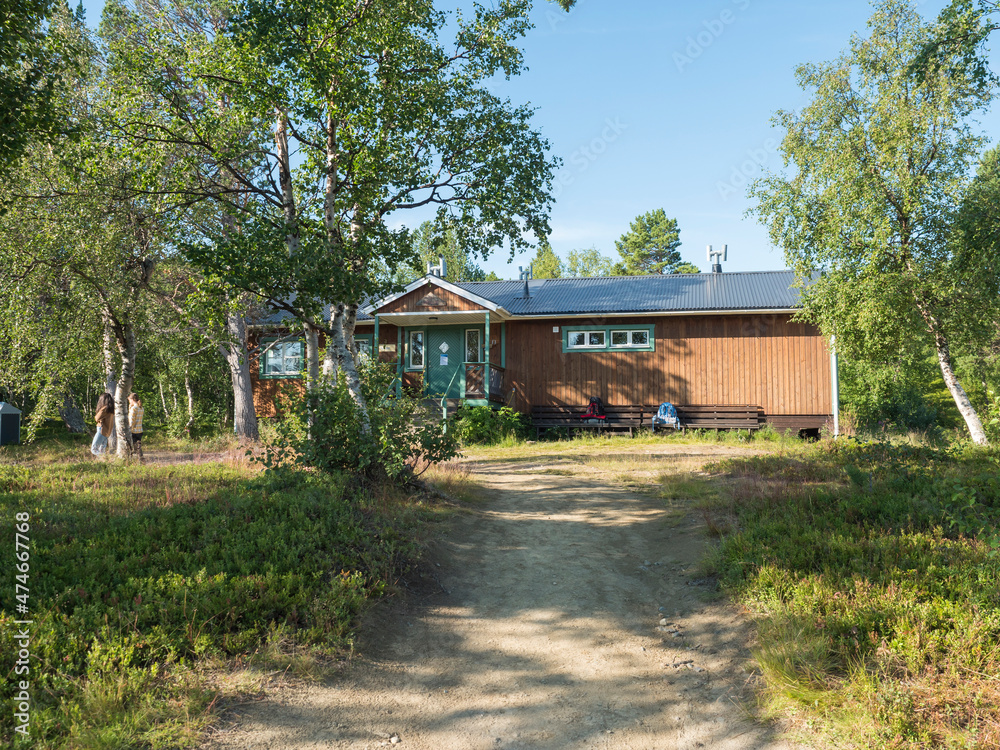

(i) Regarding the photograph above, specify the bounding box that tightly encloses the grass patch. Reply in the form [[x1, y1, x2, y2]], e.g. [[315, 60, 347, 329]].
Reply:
[[690, 439, 1000, 748], [420, 460, 487, 506], [0, 440, 435, 748]]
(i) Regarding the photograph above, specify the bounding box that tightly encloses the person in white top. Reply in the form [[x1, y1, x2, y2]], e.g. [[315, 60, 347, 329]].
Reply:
[[128, 392, 145, 462]]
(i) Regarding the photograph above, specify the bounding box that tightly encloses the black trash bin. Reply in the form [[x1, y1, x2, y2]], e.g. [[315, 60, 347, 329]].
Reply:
[[0, 402, 22, 446]]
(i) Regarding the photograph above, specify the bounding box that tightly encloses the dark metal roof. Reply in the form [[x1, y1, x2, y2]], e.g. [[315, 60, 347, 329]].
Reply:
[[454, 271, 801, 316], [258, 271, 801, 327], [256, 301, 374, 328]]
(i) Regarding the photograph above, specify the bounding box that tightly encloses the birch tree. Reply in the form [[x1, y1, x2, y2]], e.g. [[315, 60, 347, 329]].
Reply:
[[103, 0, 564, 434], [749, 0, 997, 444]]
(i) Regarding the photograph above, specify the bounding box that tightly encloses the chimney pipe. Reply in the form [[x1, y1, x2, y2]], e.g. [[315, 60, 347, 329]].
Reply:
[[519, 265, 532, 298]]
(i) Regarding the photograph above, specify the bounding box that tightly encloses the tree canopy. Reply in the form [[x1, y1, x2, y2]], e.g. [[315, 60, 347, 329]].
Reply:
[[614, 209, 689, 275], [565, 247, 614, 277], [530, 239, 563, 279], [749, 0, 998, 444]]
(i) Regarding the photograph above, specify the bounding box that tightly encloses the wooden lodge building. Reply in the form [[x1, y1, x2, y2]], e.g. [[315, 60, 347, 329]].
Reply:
[[251, 269, 834, 434]]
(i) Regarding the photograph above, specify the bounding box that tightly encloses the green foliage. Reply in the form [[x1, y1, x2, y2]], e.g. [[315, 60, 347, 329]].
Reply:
[[395, 220, 493, 285], [911, 0, 999, 87], [104, 0, 559, 346], [614, 208, 685, 275], [749, 0, 998, 443], [700, 439, 1000, 747], [0, 0, 80, 173], [529, 238, 563, 279], [454, 405, 530, 445], [839, 352, 949, 432], [565, 246, 614, 277], [260, 362, 460, 481], [0, 455, 421, 747]]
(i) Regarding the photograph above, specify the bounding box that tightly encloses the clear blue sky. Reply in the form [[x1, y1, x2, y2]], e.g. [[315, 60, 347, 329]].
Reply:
[[79, 0, 999, 278]]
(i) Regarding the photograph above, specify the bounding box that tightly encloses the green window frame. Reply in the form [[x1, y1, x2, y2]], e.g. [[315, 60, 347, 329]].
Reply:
[[259, 337, 304, 379], [355, 333, 374, 360], [609, 328, 652, 349], [465, 328, 482, 363], [407, 330, 425, 371], [562, 324, 654, 353]]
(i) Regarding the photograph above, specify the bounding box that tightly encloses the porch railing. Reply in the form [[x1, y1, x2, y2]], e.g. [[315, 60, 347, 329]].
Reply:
[[465, 363, 505, 402]]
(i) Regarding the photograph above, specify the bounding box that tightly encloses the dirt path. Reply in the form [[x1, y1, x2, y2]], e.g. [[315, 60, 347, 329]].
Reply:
[[209, 456, 802, 750]]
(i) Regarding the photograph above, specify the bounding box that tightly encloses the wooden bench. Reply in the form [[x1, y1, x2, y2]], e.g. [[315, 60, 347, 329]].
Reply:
[[674, 404, 762, 431], [531, 405, 652, 438], [532, 403, 762, 438]]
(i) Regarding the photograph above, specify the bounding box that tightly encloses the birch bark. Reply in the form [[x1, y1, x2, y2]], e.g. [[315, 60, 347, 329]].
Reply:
[[110, 318, 136, 458]]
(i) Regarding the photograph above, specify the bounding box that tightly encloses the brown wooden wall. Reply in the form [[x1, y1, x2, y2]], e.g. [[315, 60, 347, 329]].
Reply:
[[502, 314, 832, 420], [249, 315, 832, 425], [380, 284, 485, 313], [249, 323, 398, 418]]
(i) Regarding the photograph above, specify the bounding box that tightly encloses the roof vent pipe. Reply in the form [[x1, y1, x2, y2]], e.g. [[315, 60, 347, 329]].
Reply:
[[519, 264, 533, 299], [707, 244, 727, 273]]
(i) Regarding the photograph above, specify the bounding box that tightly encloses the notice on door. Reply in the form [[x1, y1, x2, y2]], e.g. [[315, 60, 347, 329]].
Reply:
[[440, 354, 448, 366]]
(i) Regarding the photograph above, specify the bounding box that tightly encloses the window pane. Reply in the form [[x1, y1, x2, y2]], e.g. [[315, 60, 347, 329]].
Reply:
[[264, 350, 282, 374], [466, 330, 480, 362], [631, 330, 648, 346], [569, 332, 586, 348], [589, 331, 605, 347], [357, 339, 372, 359], [611, 331, 628, 346], [284, 342, 303, 374], [410, 332, 424, 367]]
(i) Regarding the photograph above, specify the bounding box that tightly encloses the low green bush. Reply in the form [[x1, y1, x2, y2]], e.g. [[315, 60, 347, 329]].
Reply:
[[699, 438, 1000, 748], [260, 361, 459, 480], [453, 405, 530, 445], [0, 457, 420, 748]]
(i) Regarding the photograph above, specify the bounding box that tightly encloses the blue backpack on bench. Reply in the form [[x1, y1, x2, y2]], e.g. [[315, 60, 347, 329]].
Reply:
[[652, 402, 680, 432]]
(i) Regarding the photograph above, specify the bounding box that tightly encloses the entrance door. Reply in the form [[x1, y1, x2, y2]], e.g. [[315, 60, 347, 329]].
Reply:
[[425, 327, 465, 398]]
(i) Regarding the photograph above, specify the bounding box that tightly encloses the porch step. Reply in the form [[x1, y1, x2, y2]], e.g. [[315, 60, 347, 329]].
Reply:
[[420, 398, 463, 419]]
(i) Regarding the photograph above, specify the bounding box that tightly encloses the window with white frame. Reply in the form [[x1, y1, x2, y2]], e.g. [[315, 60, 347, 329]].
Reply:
[[408, 331, 424, 369], [563, 324, 653, 353], [465, 329, 481, 363], [260, 339, 304, 378], [610, 329, 650, 348], [566, 330, 606, 349]]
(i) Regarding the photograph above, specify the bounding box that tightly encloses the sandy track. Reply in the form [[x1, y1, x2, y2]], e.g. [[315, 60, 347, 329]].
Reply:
[[208, 460, 802, 750]]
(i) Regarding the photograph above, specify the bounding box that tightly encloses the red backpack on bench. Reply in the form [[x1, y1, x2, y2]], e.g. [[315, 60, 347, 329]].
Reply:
[[579, 396, 606, 423]]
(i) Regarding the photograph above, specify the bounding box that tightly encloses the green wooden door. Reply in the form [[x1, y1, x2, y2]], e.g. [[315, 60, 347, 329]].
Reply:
[[425, 327, 465, 398]]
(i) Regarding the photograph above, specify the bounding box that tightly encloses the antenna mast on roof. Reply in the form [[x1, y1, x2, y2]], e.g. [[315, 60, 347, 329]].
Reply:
[[427, 254, 447, 279], [519, 264, 533, 299], [707, 244, 727, 273]]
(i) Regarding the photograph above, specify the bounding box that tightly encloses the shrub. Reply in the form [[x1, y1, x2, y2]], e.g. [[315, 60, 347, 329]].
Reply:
[[0, 460, 419, 747], [259, 361, 460, 481], [453, 405, 530, 445]]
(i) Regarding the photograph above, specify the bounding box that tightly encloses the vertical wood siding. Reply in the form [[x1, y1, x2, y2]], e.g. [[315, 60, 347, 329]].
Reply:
[[503, 314, 831, 417], [379, 285, 485, 313]]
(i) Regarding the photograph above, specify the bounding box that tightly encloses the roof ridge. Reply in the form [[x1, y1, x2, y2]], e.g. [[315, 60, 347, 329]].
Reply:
[[457, 269, 794, 284]]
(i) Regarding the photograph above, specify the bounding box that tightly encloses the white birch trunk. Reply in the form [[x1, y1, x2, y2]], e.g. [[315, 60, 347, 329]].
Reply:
[[330, 303, 371, 435], [275, 110, 321, 382], [304, 324, 320, 386], [218, 309, 259, 441], [185, 364, 194, 437], [934, 333, 988, 445], [112, 320, 136, 459], [102, 318, 119, 454], [159, 380, 170, 419]]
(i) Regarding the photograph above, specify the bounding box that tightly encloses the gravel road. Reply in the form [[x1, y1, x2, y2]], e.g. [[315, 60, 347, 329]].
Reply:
[[208, 457, 804, 750]]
